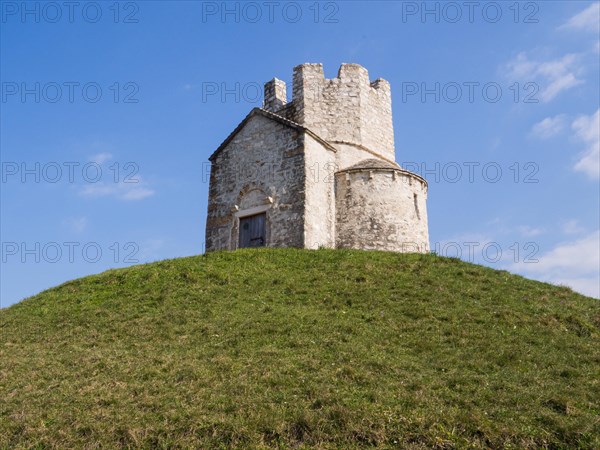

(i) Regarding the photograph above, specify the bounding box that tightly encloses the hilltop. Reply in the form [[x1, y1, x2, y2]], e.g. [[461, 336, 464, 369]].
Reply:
[[1, 249, 598, 449]]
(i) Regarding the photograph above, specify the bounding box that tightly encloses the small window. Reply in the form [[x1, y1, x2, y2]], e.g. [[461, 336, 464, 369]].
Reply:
[[413, 194, 420, 220]]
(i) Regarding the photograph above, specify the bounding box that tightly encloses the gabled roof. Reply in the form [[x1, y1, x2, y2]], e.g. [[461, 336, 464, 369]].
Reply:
[[208, 108, 336, 162]]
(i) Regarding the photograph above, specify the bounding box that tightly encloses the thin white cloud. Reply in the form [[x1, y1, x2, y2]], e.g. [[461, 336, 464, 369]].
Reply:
[[562, 219, 585, 235], [559, 3, 600, 33], [517, 225, 545, 237], [63, 216, 88, 233], [543, 72, 582, 102], [572, 109, 600, 179], [530, 114, 566, 139], [79, 178, 155, 201], [78, 152, 155, 200], [90, 152, 113, 165], [120, 186, 155, 201], [505, 52, 584, 102], [508, 230, 600, 298]]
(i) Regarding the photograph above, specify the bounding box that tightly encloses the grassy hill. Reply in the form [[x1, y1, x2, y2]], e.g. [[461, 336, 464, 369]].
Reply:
[[1, 248, 598, 449]]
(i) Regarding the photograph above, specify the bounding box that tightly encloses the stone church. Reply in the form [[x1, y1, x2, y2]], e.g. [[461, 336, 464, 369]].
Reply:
[[205, 63, 429, 252]]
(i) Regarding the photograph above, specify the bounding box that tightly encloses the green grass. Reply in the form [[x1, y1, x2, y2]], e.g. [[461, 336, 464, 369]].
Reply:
[[1, 248, 599, 449]]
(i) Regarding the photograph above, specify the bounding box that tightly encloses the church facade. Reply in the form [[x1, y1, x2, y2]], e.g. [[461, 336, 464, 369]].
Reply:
[[205, 63, 429, 253]]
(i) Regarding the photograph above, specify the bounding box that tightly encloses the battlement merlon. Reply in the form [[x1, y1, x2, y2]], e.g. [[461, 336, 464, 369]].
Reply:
[[290, 63, 391, 100]]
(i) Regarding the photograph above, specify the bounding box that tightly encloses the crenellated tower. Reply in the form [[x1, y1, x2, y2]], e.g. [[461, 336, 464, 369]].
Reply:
[[263, 63, 395, 163], [206, 63, 429, 253]]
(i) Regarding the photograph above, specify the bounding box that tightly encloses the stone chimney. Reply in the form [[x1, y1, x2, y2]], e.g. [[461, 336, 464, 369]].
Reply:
[[263, 78, 287, 112]]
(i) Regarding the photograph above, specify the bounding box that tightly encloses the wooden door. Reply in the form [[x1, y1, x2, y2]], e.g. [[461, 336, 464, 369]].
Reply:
[[239, 213, 266, 248]]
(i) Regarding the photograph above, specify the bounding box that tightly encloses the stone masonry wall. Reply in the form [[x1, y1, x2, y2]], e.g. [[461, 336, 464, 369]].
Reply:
[[303, 134, 337, 248], [283, 63, 395, 160], [362, 78, 394, 160], [335, 169, 429, 252], [205, 114, 306, 251]]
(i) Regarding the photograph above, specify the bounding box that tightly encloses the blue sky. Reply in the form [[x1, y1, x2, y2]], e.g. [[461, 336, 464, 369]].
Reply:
[[1, 0, 599, 306]]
